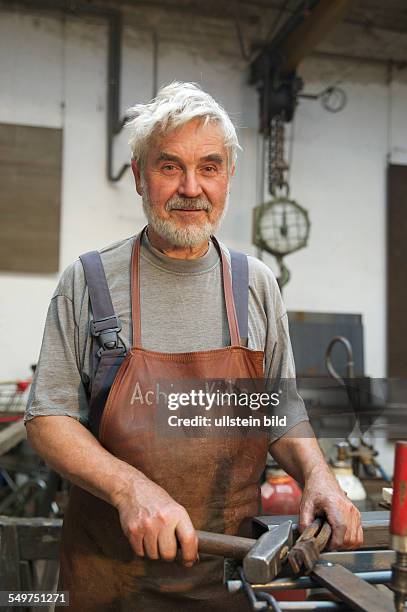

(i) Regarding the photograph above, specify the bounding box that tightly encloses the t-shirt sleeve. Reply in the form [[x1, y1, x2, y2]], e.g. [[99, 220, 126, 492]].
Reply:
[[266, 311, 309, 443], [25, 275, 90, 426], [255, 263, 309, 443]]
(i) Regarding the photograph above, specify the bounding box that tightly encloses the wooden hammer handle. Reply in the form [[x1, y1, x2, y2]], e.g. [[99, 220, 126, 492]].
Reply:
[[196, 530, 256, 559]]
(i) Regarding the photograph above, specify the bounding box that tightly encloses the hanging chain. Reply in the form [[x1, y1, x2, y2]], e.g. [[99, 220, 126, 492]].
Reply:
[[267, 112, 289, 196]]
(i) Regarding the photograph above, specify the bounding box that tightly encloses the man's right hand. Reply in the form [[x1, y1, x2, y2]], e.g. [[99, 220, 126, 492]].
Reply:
[[114, 474, 198, 566], [26, 417, 198, 567]]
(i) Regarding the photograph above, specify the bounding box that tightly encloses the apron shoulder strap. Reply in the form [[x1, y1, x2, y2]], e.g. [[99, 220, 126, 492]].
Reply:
[[79, 251, 124, 357], [229, 249, 249, 346], [79, 250, 126, 437]]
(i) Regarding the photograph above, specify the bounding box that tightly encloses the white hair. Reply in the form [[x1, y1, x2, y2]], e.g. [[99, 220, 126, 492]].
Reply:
[[126, 81, 241, 170]]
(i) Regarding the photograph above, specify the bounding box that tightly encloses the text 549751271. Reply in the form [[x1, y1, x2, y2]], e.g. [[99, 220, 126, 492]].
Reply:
[[0, 592, 69, 607]]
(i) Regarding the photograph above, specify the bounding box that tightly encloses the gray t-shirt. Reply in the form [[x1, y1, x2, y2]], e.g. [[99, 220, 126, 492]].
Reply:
[[25, 232, 308, 442]]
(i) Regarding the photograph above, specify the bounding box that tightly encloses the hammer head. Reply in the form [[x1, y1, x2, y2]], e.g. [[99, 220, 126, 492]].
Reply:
[[243, 520, 293, 584]]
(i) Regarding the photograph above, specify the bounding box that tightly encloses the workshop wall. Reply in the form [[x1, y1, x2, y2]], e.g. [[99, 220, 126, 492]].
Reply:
[[0, 5, 406, 385]]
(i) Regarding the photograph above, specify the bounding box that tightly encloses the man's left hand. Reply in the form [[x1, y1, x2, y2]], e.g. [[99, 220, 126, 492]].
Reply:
[[299, 465, 363, 550]]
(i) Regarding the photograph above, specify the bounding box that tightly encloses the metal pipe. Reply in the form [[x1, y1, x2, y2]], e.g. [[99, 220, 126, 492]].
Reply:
[[227, 570, 391, 593], [325, 335, 355, 382], [277, 604, 343, 611], [106, 10, 130, 181], [229, 571, 392, 610], [249, 570, 392, 591], [151, 29, 159, 98], [2, 0, 129, 181]]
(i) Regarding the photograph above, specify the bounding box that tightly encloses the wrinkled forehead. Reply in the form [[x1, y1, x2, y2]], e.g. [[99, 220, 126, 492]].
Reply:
[[145, 118, 228, 163]]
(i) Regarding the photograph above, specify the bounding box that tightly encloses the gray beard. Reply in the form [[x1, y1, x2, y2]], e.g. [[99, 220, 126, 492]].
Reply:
[[141, 186, 229, 248]]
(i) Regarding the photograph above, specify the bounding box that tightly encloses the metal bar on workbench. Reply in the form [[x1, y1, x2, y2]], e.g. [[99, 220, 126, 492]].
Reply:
[[275, 602, 347, 610], [252, 511, 391, 549], [226, 570, 392, 610], [320, 549, 395, 572], [310, 563, 394, 612], [249, 570, 392, 591]]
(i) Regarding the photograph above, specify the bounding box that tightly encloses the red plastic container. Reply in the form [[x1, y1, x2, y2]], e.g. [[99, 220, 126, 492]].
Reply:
[[261, 468, 302, 515]]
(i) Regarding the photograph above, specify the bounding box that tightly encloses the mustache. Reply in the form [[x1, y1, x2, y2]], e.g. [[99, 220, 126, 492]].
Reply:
[[165, 196, 212, 212]]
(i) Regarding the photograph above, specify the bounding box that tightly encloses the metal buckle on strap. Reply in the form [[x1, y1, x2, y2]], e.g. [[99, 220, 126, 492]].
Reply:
[[91, 315, 121, 337], [90, 316, 122, 356]]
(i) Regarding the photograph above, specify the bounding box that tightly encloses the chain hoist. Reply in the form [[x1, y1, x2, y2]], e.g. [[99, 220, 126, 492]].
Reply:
[[267, 112, 289, 196], [253, 109, 310, 290]]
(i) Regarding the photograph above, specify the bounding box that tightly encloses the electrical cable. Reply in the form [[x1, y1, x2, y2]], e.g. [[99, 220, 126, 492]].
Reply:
[[256, 590, 283, 612]]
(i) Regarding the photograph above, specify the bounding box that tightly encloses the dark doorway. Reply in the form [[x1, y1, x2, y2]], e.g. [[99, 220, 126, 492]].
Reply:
[[387, 163, 407, 377]]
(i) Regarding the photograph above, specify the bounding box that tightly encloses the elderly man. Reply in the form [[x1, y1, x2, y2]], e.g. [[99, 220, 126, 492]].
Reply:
[[25, 82, 362, 611]]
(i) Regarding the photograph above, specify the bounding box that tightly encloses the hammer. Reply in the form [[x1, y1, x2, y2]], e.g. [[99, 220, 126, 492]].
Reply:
[[196, 521, 293, 583]]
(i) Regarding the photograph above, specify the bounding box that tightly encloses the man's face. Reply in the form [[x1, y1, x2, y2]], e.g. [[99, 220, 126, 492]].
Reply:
[[132, 118, 234, 248]]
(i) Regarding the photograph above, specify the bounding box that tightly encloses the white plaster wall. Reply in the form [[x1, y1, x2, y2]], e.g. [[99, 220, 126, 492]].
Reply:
[[0, 6, 406, 394], [0, 11, 64, 382], [280, 59, 407, 380], [282, 62, 389, 378]]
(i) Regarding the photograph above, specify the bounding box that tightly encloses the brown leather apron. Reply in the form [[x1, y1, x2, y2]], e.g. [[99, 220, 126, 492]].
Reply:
[[59, 231, 270, 611]]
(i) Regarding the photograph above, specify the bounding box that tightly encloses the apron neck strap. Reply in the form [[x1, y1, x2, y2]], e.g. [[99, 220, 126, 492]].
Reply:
[[211, 235, 241, 347], [131, 226, 241, 347]]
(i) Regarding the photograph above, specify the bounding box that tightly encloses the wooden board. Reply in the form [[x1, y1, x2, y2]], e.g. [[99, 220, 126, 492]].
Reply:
[[0, 123, 62, 273]]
